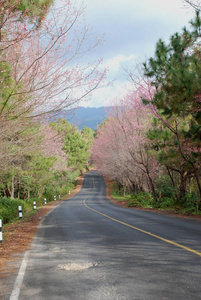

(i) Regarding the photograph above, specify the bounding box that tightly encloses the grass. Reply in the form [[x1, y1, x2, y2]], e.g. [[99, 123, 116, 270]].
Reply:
[[110, 190, 130, 203], [109, 183, 201, 217]]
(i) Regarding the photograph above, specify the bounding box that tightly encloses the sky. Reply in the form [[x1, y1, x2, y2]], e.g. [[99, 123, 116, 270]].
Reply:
[[74, 0, 196, 107]]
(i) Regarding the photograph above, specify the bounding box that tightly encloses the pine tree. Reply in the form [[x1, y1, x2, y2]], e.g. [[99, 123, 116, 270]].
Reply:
[[143, 12, 201, 199]]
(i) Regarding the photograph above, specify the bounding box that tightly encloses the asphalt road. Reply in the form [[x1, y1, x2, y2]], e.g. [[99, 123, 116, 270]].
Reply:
[[11, 171, 201, 300]]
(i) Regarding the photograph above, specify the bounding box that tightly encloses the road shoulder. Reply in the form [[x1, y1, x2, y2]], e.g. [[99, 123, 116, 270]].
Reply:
[[0, 176, 84, 300]]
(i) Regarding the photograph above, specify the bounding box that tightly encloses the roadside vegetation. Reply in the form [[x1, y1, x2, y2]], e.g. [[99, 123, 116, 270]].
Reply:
[[0, 196, 52, 225], [1, 0, 201, 229], [92, 10, 201, 216], [0, 121, 95, 226], [0, 0, 99, 227], [109, 182, 200, 216]]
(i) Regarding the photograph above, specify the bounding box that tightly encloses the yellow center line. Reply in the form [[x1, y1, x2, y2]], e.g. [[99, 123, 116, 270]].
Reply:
[[83, 177, 201, 257]]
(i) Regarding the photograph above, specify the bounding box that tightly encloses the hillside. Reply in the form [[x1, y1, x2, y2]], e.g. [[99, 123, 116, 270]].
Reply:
[[56, 106, 112, 130]]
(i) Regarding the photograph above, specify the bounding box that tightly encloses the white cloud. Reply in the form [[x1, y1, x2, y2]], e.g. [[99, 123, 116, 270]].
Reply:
[[80, 80, 133, 108], [78, 53, 137, 108], [103, 54, 136, 73], [71, 0, 196, 108]]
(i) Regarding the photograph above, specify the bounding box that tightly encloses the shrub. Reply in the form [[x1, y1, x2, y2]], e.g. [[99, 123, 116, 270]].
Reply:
[[154, 175, 177, 198], [128, 192, 154, 208], [181, 193, 201, 214], [153, 196, 177, 209], [0, 197, 25, 224]]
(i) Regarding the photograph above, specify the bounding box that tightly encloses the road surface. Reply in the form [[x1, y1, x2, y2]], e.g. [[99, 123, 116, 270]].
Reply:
[[10, 171, 201, 299]]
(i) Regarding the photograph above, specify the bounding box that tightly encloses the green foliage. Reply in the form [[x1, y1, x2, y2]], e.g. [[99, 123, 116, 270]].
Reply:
[[147, 124, 178, 166], [110, 181, 200, 215], [143, 13, 201, 201], [51, 119, 93, 172], [153, 197, 177, 209], [143, 12, 201, 130], [42, 168, 80, 201], [0, 0, 96, 208], [14, 151, 56, 199], [58, 123, 90, 171], [50, 118, 73, 133], [109, 182, 154, 207], [0, 197, 25, 224], [3, 0, 53, 26], [0, 118, 91, 201], [81, 126, 95, 146], [181, 193, 201, 214], [64, 130, 88, 169], [0, 61, 14, 107], [110, 190, 129, 202], [128, 192, 154, 208], [154, 175, 178, 198], [0, 60, 25, 119]]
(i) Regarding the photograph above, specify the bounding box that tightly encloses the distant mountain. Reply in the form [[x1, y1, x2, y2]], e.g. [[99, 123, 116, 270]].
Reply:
[[55, 106, 112, 130]]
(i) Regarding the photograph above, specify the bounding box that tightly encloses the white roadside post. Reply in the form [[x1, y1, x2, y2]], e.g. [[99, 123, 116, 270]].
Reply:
[[59, 195, 60, 199], [33, 201, 36, 210], [54, 195, 56, 201], [18, 206, 22, 219], [69, 191, 71, 195], [0, 219, 2, 243], [44, 198, 47, 205]]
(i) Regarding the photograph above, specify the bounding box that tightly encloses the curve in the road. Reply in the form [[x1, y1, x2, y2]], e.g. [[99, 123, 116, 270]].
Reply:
[[83, 176, 201, 258]]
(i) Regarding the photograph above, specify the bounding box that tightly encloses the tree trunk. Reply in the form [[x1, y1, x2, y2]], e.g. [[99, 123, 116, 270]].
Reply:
[[2, 186, 6, 197], [11, 175, 15, 199], [7, 184, 12, 197], [0, 12, 4, 42], [38, 187, 44, 198], [166, 166, 176, 188], [17, 179, 20, 199], [186, 160, 201, 198], [179, 172, 186, 201], [194, 170, 201, 198], [123, 185, 126, 198], [146, 170, 158, 202], [117, 182, 122, 194]]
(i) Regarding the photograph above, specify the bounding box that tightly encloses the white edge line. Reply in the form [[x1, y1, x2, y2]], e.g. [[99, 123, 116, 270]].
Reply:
[[9, 201, 63, 299], [9, 185, 88, 299], [9, 250, 30, 300]]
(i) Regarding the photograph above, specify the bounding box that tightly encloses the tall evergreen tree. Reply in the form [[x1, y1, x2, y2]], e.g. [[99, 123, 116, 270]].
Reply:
[[143, 12, 201, 199]]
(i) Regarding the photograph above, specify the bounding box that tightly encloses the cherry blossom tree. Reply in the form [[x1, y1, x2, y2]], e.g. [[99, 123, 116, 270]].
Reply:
[[0, 121, 69, 199], [0, 0, 107, 197], [91, 87, 159, 200], [40, 123, 69, 173], [0, 0, 53, 45], [1, 0, 106, 120]]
